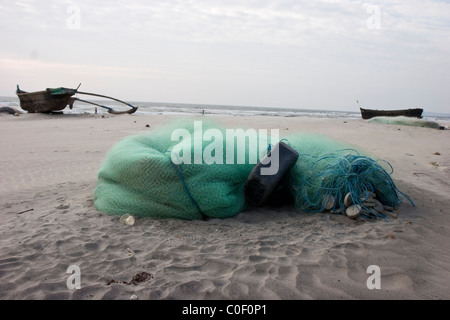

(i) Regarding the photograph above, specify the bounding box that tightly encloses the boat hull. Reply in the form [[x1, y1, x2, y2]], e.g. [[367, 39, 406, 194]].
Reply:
[[16, 88, 77, 113], [360, 107, 423, 120]]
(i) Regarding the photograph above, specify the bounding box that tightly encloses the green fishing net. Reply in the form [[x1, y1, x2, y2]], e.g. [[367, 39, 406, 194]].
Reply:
[[368, 116, 443, 129], [93, 120, 412, 220], [94, 120, 262, 219]]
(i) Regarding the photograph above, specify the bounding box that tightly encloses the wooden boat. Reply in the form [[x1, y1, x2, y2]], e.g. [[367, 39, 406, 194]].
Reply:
[[16, 86, 77, 113], [360, 107, 423, 120], [16, 85, 138, 114]]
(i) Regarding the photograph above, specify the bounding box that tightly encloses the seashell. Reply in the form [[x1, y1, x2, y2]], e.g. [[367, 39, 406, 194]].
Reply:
[[120, 213, 135, 226], [126, 248, 135, 257]]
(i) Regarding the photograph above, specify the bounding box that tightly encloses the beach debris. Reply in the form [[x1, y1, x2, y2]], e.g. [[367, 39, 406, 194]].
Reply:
[[412, 172, 427, 177], [126, 248, 135, 257], [120, 213, 135, 226], [146, 124, 150, 128], [107, 272, 154, 286], [15, 208, 34, 215], [130, 273, 153, 285], [429, 161, 439, 167], [433, 152, 441, 155], [0, 106, 22, 115], [130, 295, 138, 300]]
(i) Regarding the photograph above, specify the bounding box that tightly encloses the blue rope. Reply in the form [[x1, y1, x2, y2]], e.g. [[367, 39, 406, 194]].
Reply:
[[293, 151, 415, 218]]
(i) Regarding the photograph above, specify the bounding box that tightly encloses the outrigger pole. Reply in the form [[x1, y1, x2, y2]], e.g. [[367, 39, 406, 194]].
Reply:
[[73, 96, 137, 115], [73, 91, 137, 114]]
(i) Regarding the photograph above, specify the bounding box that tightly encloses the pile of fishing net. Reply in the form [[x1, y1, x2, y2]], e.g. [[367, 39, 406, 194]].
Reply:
[[94, 120, 256, 220], [368, 116, 445, 129], [93, 120, 413, 220]]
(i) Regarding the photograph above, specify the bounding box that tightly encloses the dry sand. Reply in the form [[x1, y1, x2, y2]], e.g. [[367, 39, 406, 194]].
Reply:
[[1, 112, 449, 300]]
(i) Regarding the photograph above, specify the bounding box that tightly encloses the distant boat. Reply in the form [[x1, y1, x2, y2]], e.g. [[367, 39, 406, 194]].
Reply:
[[16, 85, 138, 114], [360, 107, 423, 120]]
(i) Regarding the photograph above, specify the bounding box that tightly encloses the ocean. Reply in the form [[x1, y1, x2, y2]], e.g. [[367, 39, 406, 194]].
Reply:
[[2, 95, 449, 123]]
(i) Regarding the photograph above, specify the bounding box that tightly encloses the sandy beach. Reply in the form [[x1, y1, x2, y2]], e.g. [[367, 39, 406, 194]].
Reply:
[[1, 112, 449, 300]]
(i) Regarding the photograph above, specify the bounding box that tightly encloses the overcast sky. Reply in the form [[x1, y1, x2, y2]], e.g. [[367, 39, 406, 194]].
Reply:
[[0, 0, 449, 112]]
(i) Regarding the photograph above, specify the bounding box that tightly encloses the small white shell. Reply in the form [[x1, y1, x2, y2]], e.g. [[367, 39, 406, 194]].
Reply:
[[120, 213, 135, 226]]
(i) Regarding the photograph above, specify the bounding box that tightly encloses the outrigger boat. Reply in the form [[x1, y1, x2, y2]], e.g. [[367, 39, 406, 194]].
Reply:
[[360, 107, 423, 120], [16, 84, 138, 114]]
